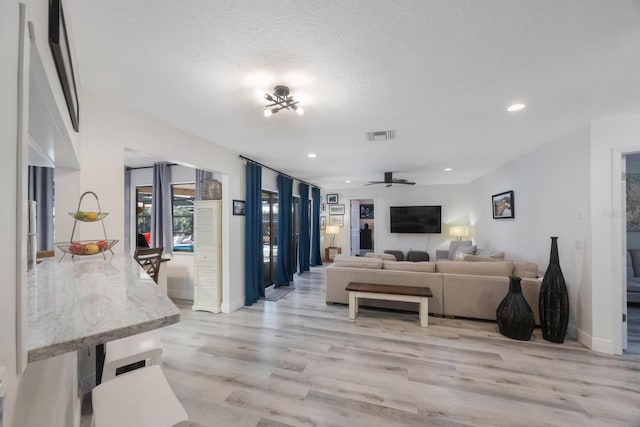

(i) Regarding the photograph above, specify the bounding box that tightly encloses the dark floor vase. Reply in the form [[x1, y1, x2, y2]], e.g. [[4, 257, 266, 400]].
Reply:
[[539, 236, 569, 343], [496, 276, 535, 341]]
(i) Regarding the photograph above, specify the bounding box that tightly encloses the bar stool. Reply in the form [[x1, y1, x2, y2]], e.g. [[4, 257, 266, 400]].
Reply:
[[101, 330, 163, 382], [101, 248, 165, 382], [92, 365, 188, 427]]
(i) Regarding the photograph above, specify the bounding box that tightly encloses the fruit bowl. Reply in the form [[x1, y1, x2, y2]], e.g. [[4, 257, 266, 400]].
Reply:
[[56, 239, 119, 256], [68, 211, 109, 222]]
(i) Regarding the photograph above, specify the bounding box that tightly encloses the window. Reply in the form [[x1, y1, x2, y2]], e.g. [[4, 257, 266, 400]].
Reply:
[[172, 183, 195, 252]]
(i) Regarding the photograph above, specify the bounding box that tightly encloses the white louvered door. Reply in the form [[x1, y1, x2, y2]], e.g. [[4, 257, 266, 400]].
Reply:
[[192, 200, 222, 313]]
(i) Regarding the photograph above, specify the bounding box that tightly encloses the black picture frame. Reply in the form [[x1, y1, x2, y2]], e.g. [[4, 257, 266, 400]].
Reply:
[[233, 200, 246, 216], [492, 191, 514, 219], [327, 194, 338, 204], [49, 0, 79, 132], [360, 204, 374, 219]]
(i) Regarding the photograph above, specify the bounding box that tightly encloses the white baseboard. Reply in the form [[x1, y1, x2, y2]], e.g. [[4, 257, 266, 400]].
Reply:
[[222, 296, 244, 313], [167, 289, 193, 300], [576, 328, 615, 354]]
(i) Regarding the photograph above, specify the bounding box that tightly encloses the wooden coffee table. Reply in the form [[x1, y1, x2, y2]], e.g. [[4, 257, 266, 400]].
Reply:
[[345, 282, 433, 327]]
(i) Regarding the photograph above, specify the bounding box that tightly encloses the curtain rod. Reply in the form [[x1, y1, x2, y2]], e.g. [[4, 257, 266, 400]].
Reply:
[[239, 155, 321, 189], [125, 163, 179, 171]]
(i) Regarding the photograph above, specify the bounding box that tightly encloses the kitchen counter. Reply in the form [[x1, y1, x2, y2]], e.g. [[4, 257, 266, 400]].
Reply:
[[27, 255, 180, 363]]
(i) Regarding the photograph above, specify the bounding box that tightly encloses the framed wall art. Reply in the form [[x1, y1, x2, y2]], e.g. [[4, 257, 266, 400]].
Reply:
[[329, 215, 344, 227], [328, 204, 345, 215], [233, 199, 246, 215], [327, 194, 338, 204], [49, 0, 79, 132], [492, 191, 514, 219], [320, 216, 326, 230], [360, 204, 374, 219]]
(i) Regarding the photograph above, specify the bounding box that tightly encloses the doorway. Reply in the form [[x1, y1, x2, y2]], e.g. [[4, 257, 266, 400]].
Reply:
[[262, 191, 278, 287], [350, 199, 374, 256], [625, 154, 640, 353]]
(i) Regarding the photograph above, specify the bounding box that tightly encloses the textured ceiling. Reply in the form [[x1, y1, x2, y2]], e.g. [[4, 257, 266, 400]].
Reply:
[[68, 0, 640, 187]]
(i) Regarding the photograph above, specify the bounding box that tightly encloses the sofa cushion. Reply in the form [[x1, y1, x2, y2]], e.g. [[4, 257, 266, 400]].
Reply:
[[383, 260, 436, 273], [384, 250, 405, 261], [448, 240, 473, 260], [364, 252, 397, 261], [513, 261, 539, 278], [333, 254, 382, 269], [436, 261, 514, 277]]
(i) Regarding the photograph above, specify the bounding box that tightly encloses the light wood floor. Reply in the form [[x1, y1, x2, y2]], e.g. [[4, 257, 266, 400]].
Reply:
[[156, 267, 640, 427]]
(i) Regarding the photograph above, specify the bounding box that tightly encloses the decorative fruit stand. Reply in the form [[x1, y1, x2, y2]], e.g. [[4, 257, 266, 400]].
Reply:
[[56, 191, 118, 261]]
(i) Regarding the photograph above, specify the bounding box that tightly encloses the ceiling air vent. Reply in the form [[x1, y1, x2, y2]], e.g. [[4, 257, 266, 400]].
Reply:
[[366, 130, 394, 141]]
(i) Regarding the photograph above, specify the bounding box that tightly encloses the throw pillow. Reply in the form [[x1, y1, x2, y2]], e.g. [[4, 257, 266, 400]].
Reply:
[[448, 240, 473, 260], [453, 245, 477, 261], [629, 249, 640, 277]]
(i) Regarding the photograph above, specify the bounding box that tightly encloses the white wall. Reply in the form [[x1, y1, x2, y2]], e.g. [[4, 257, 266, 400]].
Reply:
[[0, 1, 20, 424], [1, 1, 83, 425], [78, 91, 247, 313], [470, 126, 592, 342], [591, 114, 640, 354], [321, 184, 472, 260]]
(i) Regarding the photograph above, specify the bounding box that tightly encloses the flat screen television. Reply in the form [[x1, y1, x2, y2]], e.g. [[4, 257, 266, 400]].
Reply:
[[390, 205, 442, 234]]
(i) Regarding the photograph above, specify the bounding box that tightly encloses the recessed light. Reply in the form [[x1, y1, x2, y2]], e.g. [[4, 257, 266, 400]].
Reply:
[[345, 180, 351, 184], [444, 168, 453, 172], [307, 153, 317, 158], [507, 103, 526, 112]]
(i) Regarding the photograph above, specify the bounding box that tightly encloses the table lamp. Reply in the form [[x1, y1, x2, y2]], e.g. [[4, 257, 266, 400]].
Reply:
[[449, 226, 469, 241], [326, 225, 340, 247]]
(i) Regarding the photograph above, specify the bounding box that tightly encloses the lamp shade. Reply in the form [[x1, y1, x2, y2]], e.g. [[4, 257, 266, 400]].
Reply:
[[325, 225, 340, 235], [449, 226, 469, 238]]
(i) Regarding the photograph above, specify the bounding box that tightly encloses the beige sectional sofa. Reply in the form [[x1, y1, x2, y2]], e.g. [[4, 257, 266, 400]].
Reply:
[[325, 253, 541, 323]]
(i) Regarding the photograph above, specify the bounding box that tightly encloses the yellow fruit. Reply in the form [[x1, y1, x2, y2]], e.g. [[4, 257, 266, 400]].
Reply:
[[85, 212, 98, 221], [85, 243, 100, 255]]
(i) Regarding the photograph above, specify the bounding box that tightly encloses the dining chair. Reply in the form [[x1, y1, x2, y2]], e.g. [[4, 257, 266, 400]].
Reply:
[[134, 247, 164, 283]]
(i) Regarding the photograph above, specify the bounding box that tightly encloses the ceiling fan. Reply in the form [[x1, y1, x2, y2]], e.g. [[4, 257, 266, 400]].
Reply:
[[365, 172, 416, 187]]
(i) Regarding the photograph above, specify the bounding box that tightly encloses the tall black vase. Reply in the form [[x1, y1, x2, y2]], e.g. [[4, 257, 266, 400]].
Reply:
[[539, 237, 569, 343], [496, 276, 535, 341]]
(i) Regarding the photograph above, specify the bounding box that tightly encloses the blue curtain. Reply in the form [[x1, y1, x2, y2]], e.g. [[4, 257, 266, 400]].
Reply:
[[275, 175, 294, 287], [124, 168, 131, 252], [310, 187, 323, 266], [151, 162, 173, 253], [298, 183, 310, 274], [195, 169, 213, 201], [27, 166, 54, 251], [245, 162, 265, 305]]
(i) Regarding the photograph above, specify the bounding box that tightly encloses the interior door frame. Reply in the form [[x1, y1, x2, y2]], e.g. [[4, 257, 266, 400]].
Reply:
[[16, 3, 30, 374], [613, 148, 640, 354]]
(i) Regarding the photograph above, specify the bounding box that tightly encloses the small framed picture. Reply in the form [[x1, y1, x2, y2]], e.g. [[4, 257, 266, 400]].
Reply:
[[492, 191, 514, 219], [329, 215, 344, 227], [360, 204, 374, 219], [328, 204, 345, 215], [327, 194, 338, 204], [320, 216, 326, 230], [233, 199, 246, 216], [322, 203, 326, 212]]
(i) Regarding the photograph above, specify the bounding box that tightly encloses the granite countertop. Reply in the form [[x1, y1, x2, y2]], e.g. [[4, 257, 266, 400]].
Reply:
[[27, 255, 180, 363]]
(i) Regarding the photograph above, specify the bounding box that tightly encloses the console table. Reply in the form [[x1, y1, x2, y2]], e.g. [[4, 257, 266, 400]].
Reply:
[[325, 246, 342, 262]]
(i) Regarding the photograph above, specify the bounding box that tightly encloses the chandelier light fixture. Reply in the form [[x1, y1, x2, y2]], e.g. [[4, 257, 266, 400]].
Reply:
[[263, 85, 304, 117]]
